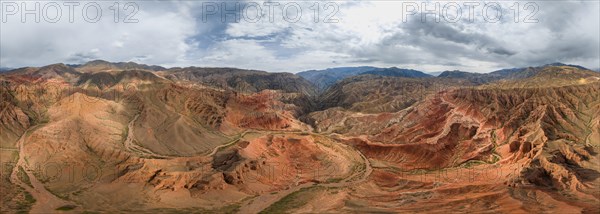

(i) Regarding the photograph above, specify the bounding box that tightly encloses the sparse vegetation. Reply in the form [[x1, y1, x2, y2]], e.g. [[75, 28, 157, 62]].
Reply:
[[461, 160, 487, 168], [147, 204, 240, 214], [260, 186, 325, 214], [56, 205, 77, 211], [14, 189, 36, 213], [490, 154, 501, 163], [17, 166, 32, 188], [325, 177, 343, 183]]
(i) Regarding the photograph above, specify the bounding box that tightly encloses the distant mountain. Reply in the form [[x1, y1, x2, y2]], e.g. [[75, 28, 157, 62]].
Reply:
[[489, 63, 589, 79], [76, 69, 168, 89], [360, 67, 431, 78], [426, 71, 444, 77], [438, 70, 493, 84], [483, 64, 600, 88], [438, 70, 479, 78], [315, 74, 471, 113], [0, 63, 82, 83], [297, 66, 433, 91], [437, 63, 596, 84], [297, 66, 380, 90], [0, 67, 13, 72], [487, 67, 535, 80], [543, 62, 588, 70], [162, 67, 318, 96], [74, 60, 167, 73]]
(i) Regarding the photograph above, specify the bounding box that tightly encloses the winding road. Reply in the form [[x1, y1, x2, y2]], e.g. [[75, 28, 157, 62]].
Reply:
[[8, 118, 372, 214], [204, 131, 250, 157], [123, 114, 173, 159]]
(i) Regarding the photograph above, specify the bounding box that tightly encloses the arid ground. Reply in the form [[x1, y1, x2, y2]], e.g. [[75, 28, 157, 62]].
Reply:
[[1, 61, 599, 213]]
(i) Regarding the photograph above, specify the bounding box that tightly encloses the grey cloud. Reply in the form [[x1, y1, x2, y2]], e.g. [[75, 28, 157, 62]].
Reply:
[[403, 19, 516, 57], [350, 58, 378, 63], [1, 1, 598, 73], [487, 47, 515, 56], [349, 1, 597, 72], [349, 20, 508, 68], [66, 51, 100, 64]]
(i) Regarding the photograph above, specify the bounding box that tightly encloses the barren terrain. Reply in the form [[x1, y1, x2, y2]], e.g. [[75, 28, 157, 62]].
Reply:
[[1, 62, 599, 213]]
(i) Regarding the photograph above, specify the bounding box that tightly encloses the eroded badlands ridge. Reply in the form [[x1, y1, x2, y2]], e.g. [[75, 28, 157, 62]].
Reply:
[[1, 62, 599, 213]]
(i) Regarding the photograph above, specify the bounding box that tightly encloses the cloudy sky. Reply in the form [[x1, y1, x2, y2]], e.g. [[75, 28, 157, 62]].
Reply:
[[1, 0, 598, 73]]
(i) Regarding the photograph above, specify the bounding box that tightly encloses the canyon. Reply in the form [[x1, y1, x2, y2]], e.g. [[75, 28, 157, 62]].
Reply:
[[1, 61, 599, 213]]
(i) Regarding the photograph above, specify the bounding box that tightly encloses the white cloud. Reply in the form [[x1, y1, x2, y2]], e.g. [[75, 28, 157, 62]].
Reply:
[[1, 1, 598, 73], [1, 1, 196, 67]]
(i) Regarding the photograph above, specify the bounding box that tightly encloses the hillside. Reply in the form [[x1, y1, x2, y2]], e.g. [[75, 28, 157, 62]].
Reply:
[[297, 66, 380, 90], [305, 66, 600, 212], [162, 67, 318, 96], [74, 60, 167, 73], [317, 74, 471, 113], [360, 67, 431, 78], [438, 63, 597, 85]]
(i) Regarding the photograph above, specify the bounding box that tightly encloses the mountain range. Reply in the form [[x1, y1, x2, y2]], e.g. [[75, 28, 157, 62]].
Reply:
[[1, 60, 599, 213], [297, 66, 435, 91]]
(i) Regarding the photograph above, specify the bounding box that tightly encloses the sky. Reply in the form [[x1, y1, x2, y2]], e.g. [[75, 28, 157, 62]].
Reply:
[[1, 0, 599, 73]]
